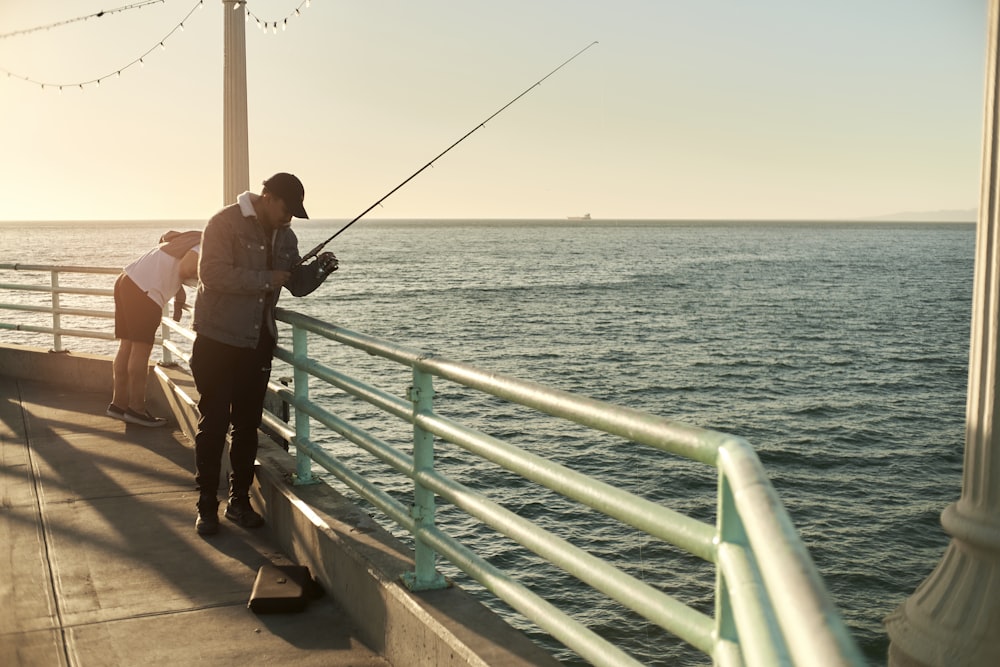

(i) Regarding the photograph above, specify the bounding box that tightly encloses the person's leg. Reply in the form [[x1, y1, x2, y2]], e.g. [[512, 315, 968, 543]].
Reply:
[[190, 335, 236, 534], [112, 273, 165, 425], [110, 339, 132, 411], [224, 336, 273, 528], [125, 341, 154, 413], [109, 274, 131, 415]]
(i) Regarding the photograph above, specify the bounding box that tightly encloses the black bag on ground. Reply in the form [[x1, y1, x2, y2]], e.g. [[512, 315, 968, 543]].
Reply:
[[247, 564, 322, 614]]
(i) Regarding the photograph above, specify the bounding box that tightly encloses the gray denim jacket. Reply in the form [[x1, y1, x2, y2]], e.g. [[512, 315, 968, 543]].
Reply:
[[193, 201, 327, 349]]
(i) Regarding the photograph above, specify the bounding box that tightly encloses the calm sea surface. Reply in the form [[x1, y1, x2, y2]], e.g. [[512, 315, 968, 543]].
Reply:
[[0, 219, 974, 665]]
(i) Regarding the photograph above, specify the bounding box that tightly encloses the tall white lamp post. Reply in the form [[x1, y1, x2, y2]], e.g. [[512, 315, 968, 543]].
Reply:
[[222, 0, 249, 203], [885, 3, 1000, 665]]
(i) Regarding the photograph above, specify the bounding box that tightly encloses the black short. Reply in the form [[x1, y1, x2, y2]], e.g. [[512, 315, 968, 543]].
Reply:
[[113, 273, 162, 345]]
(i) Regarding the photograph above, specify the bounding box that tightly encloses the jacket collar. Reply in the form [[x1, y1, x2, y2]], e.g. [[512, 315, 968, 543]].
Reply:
[[237, 191, 256, 218]]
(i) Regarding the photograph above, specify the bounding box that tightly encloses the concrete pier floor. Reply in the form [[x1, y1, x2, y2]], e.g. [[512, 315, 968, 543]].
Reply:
[[0, 376, 387, 667]]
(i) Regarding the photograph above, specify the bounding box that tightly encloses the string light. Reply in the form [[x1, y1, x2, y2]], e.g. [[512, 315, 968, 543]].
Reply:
[[242, 0, 311, 35], [0, 0, 165, 40], [1, 0, 314, 91], [0, 0, 205, 91]]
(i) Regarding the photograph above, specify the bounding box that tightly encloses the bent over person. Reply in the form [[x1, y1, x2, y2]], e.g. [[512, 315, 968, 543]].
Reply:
[[109, 230, 201, 427], [191, 173, 338, 535]]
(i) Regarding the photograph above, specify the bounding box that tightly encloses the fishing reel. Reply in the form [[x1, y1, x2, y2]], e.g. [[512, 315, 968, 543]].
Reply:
[[316, 251, 338, 279]]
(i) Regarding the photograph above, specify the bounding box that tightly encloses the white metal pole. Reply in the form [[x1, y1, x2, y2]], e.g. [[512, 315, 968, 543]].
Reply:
[[222, 0, 249, 204], [885, 2, 1000, 665]]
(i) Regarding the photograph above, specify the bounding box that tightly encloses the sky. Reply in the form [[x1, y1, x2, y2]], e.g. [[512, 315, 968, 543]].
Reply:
[[0, 0, 990, 222]]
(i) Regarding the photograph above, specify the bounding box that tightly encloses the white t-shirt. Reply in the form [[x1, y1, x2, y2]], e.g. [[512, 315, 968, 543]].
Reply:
[[124, 244, 201, 308]]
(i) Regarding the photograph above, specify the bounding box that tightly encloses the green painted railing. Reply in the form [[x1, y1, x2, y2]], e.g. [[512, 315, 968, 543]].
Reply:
[[0, 263, 865, 666]]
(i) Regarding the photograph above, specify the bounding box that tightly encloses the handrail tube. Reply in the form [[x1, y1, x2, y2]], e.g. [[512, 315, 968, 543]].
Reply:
[[0, 302, 113, 319], [0, 283, 114, 297], [261, 409, 295, 442], [0, 322, 117, 341], [282, 384, 717, 651], [278, 309, 724, 466], [294, 425, 646, 667], [278, 307, 428, 363], [415, 521, 647, 667], [161, 339, 190, 364], [716, 542, 789, 667], [275, 346, 718, 561], [289, 390, 417, 477], [717, 440, 865, 666], [415, 409, 717, 562], [293, 416, 651, 667], [412, 466, 717, 653], [273, 314, 856, 660], [419, 359, 725, 466], [160, 317, 196, 341], [272, 348, 410, 421], [279, 433, 417, 530], [0, 263, 119, 274]]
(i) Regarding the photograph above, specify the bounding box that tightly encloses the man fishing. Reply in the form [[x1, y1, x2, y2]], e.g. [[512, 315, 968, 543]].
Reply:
[[191, 172, 338, 536]]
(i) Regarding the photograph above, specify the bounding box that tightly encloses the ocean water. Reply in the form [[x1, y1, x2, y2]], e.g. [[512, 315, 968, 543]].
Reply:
[[0, 219, 974, 665]]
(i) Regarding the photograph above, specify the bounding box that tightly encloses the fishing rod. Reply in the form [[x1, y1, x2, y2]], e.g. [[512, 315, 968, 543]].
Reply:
[[297, 40, 599, 267]]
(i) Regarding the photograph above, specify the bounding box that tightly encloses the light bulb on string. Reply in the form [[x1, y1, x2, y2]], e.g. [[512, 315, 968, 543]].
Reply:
[[282, 19, 287, 31], [4, 0, 252, 89]]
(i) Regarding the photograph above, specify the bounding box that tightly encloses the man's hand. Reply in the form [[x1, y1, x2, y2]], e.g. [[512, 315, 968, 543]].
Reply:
[[318, 252, 339, 277]]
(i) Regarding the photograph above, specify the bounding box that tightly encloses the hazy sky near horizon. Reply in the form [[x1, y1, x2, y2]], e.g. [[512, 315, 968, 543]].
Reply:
[[0, 1, 989, 222]]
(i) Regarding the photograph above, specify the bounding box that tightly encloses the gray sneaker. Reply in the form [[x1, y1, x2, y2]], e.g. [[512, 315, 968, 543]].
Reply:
[[106, 403, 127, 420], [123, 408, 168, 427]]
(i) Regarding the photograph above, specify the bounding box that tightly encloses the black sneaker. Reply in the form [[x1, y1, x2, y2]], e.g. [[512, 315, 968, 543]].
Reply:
[[225, 496, 264, 528], [196, 499, 220, 535], [106, 403, 127, 421], [123, 407, 168, 428]]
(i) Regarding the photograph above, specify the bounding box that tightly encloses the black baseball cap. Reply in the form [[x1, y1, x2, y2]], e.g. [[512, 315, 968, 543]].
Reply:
[[263, 172, 309, 219]]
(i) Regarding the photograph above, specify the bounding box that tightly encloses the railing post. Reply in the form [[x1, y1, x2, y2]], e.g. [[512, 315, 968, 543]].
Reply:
[[50, 270, 62, 352], [292, 324, 314, 484], [402, 368, 447, 591], [715, 471, 740, 654], [160, 304, 174, 365]]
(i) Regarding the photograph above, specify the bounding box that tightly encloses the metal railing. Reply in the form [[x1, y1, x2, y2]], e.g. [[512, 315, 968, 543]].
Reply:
[[0, 263, 120, 351], [0, 263, 865, 666]]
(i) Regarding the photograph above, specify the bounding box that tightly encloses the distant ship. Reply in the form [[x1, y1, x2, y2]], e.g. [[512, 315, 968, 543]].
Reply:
[[567, 213, 591, 220]]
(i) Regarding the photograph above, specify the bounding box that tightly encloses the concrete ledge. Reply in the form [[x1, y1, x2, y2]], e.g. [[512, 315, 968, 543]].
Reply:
[[0, 343, 114, 395], [1, 343, 558, 667]]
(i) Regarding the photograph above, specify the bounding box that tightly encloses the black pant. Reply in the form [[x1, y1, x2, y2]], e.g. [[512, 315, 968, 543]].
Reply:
[[190, 334, 273, 499]]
